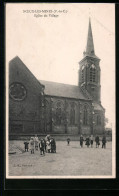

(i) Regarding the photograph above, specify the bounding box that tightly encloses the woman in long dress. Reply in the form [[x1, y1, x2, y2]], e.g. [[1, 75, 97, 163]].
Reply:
[[46, 139, 51, 153], [90, 135, 94, 148], [29, 137, 35, 154], [34, 135, 39, 151]]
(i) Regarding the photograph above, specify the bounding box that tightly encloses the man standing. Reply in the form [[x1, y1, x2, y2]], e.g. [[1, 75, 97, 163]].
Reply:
[[102, 135, 106, 149], [95, 135, 100, 148], [80, 135, 84, 148]]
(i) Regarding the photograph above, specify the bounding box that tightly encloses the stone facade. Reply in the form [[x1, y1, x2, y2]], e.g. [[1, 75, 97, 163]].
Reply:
[[9, 19, 105, 138], [9, 57, 44, 135], [41, 96, 93, 135]]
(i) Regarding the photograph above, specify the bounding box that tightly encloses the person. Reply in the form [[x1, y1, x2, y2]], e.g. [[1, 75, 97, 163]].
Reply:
[[53, 138, 56, 153], [90, 135, 94, 148], [24, 140, 29, 152], [67, 137, 70, 145], [85, 136, 90, 148], [39, 139, 45, 155], [102, 135, 106, 149], [80, 135, 84, 148], [46, 135, 51, 141], [50, 138, 56, 153], [46, 139, 51, 153], [29, 137, 35, 154], [34, 134, 39, 151], [43, 138, 47, 152], [95, 135, 100, 148]]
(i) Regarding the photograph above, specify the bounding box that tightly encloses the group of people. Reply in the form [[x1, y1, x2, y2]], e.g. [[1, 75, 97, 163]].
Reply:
[[80, 135, 106, 148], [24, 134, 107, 155], [67, 135, 107, 149], [24, 135, 56, 155]]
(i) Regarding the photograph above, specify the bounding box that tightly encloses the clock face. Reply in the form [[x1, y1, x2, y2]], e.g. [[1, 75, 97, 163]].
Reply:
[[9, 83, 26, 101]]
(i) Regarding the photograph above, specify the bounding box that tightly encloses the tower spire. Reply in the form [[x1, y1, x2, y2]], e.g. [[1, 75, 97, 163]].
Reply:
[[86, 18, 95, 56]]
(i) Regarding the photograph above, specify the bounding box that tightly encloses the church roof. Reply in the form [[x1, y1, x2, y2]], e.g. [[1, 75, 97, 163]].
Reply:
[[39, 80, 89, 100], [93, 102, 104, 111], [9, 56, 44, 92]]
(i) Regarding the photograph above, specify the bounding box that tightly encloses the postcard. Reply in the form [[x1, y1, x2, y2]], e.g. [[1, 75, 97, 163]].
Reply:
[[6, 3, 115, 179]]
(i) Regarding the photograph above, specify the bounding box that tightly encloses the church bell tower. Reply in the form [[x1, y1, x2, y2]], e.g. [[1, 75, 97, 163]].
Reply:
[[79, 18, 101, 103]]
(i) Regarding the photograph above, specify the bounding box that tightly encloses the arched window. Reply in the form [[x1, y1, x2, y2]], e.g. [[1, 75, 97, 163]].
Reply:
[[70, 103, 75, 125], [56, 102, 62, 125], [45, 100, 50, 124], [83, 105, 88, 125], [82, 69, 84, 83], [44, 100, 51, 132], [90, 64, 96, 82], [81, 65, 85, 83], [82, 104, 91, 126], [97, 115, 101, 125]]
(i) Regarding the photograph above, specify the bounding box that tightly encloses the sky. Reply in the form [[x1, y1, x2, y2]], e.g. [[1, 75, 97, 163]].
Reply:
[[6, 3, 115, 129]]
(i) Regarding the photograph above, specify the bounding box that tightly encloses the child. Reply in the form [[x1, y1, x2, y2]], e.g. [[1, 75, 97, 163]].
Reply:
[[85, 136, 90, 148], [67, 137, 70, 145], [39, 139, 45, 155], [24, 140, 29, 152]]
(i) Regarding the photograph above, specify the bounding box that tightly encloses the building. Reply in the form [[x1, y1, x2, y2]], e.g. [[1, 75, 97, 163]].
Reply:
[[9, 19, 105, 139]]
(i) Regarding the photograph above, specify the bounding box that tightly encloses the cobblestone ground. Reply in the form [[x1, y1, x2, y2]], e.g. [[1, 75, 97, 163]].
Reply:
[[8, 141, 112, 177]]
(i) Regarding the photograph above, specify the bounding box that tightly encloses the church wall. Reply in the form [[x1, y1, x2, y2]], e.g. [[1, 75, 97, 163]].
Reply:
[[81, 126, 91, 135], [45, 96, 66, 134], [41, 96, 51, 133], [93, 110, 105, 135], [44, 95, 93, 135], [79, 101, 92, 135], [86, 83, 100, 101], [44, 96, 80, 134], [9, 58, 43, 135], [66, 99, 79, 134], [67, 126, 79, 134]]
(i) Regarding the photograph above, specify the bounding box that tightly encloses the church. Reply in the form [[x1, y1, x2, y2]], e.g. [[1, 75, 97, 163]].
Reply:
[[9, 19, 105, 139]]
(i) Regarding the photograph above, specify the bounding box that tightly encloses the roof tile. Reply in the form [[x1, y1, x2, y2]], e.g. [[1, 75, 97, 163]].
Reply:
[[40, 80, 88, 100]]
